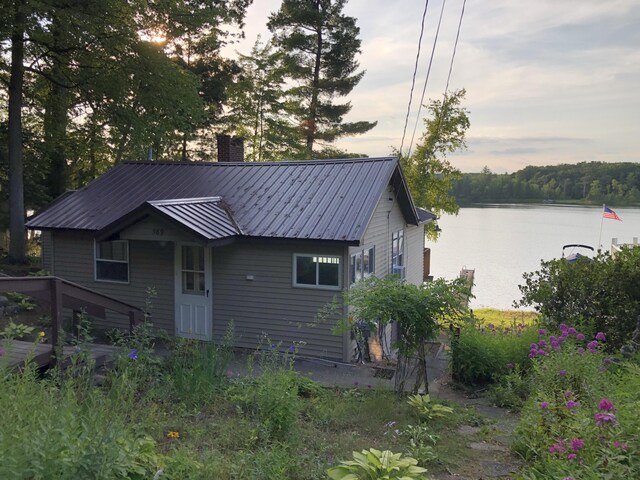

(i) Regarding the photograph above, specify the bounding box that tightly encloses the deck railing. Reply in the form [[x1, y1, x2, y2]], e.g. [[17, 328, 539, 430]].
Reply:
[[0, 276, 145, 366]]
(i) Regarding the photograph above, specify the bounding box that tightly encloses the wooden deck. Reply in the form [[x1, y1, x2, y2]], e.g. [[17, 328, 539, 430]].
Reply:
[[1, 340, 120, 371]]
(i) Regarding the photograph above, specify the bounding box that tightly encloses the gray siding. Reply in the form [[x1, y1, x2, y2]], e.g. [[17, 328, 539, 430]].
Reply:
[[51, 231, 174, 333], [41, 231, 54, 274], [405, 224, 425, 285], [350, 185, 412, 279], [212, 240, 346, 360]]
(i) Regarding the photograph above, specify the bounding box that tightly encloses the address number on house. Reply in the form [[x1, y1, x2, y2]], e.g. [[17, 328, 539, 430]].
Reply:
[[152, 228, 165, 236]]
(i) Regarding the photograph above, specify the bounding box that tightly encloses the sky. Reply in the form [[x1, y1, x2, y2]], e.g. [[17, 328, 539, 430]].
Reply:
[[223, 0, 640, 173]]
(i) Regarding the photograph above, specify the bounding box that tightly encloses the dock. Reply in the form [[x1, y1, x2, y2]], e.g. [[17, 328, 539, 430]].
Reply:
[[1, 340, 120, 371]]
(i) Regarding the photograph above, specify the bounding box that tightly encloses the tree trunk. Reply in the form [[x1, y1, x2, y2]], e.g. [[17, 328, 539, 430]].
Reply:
[[8, 1, 26, 263], [44, 78, 70, 199]]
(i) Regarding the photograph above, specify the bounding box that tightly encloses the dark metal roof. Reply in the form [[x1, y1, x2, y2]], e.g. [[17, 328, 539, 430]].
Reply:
[[27, 157, 421, 243], [148, 198, 242, 240], [416, 207, 437, 223]]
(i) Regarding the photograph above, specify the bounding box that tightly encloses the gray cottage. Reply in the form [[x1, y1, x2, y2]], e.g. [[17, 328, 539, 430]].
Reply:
[[26, 157, 435, 361]]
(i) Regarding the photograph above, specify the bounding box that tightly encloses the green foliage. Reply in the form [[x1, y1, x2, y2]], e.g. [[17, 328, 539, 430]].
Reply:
[[327, 448, 428, 480], [513, 330, 639, 479], [0, 321, 34, 340], [164, 335, 234, 406], [450, 321, 538, 385], [225, 38, 304, 161], [407, 394, 454, 421], [268, 0, 376, 157], [4, 292, 36, 311], [401, 424, 440, 466], [518, 247, 640, 349], [399, 89, 468, 239], [342, 276, 469, 358], [452, 161, 640, 205], [488, 365, 531, 410]]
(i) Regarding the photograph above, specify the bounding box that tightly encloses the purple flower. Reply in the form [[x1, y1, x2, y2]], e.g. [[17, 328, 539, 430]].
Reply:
[[577, 347, 585, 354], [595, 332, 606, 341], [563, 477, 576, 480], [567, 327, 577, 335], [566, 400, 579, 410], [559, 323, 568, 331], [559, 369, 567, 377], [538, 339, 547, 348], [564, 389, 573, 398], [567, 453, 577, 461], [594, 412, 616, 425], [598, 398, 615, 411], [549, 335, 558, 343], [538, 328, 546, 336], [506, 362, 514, 369], [128, 348, 138, 361], [587, 340, 598, 352], [530, 343, 538, 350], [288, 344, 296, 353], [551, 341, 561, 351], [576, 333, 586, 341], [570, 438, 585, 451], [540, 401, 550, 410], [603, 357, 613, 365], [549, 440, 566, 454], [613, 441, 628, 450]]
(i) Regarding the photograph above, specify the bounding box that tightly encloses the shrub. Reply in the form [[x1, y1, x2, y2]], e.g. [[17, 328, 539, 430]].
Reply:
[[327, 448, 428, 480], [513, 325, 639, 478], [407, 394, 454, 421], [518, 247, 640, 350], [450, 320, 538, 385]]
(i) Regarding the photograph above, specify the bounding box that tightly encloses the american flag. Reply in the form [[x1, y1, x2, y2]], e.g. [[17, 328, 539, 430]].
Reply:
[[603, 205, 622, 221]]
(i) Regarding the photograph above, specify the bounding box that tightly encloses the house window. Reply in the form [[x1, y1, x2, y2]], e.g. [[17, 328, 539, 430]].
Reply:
[[294, 254, 341, 289], [391, 230, 405, 278], [350, 246, 375, 284], [181, 245, 205, 295], [95, 240, 129, 283]]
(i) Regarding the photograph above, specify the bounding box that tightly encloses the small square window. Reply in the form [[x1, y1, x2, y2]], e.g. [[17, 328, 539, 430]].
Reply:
[[95, 240, 129, 283]]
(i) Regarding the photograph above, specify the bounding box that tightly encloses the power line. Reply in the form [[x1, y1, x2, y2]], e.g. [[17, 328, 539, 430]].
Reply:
[[406, 0, 448, 158], [399, 0, 431, 157], [444, 0, 467, 94]]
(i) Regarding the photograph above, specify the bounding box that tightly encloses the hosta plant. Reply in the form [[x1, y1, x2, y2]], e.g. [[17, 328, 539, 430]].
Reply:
[[327, 448, 428, 479], [407, 394, 454, 421]]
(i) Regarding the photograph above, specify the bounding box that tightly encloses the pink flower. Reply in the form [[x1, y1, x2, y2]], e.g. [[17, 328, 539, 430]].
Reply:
[[570, 438, 585, 451], [594, 412, 616, 425], [613, 441, 628, 450], [563, 477, 576, 480], [566, 400, 579, 410], [567, 453, 577, 461], [598, 398, 615, 411], [595, 331, 606, 341]]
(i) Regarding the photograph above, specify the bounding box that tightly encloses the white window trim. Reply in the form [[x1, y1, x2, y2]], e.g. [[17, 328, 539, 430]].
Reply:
[[94, 239, 130, 284], [391, 230, 406, 280], [350, 245, 375, 285], [292, 253, 342, 290]]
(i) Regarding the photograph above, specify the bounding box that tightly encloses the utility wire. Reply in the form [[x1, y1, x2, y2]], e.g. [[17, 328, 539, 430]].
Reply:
[[444, 0, 467, 95], [406, 0, 448, 158], [399, 0, 431, 157]]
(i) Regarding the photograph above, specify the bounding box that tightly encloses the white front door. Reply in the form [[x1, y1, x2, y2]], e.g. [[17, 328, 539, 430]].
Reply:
[[175, 243, 212, 340]]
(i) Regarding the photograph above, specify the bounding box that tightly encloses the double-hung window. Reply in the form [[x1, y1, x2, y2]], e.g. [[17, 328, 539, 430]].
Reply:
[[391, 230, 405, 279], [350, 246, 375, 285], [294, 254, 341, 289], [95, 240, 129, 283]]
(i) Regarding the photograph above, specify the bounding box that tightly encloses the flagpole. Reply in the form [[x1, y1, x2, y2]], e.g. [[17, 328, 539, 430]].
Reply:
[[597, 204, 605, 249]]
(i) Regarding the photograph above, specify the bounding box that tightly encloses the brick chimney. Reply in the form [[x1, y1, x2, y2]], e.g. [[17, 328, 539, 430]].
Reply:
[[216, 134, 244, 162]]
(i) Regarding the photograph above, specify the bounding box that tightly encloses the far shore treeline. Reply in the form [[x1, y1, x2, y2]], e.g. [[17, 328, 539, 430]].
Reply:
[[452, 162, 640, 206]]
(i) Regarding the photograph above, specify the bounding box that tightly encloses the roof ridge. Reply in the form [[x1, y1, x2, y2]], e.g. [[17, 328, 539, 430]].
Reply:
[[149, 197, 222, 206], [122, 157, 397, 167]]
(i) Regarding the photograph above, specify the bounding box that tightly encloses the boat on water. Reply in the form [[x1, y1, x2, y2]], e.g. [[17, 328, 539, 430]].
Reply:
[[562, 244, 595, 262]]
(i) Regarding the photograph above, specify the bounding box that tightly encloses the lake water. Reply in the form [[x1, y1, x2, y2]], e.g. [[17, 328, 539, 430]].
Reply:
[[428, 204, 640, 310]]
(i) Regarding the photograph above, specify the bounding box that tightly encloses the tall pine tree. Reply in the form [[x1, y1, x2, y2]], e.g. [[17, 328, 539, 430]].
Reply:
[[268, 0, 376, 158]]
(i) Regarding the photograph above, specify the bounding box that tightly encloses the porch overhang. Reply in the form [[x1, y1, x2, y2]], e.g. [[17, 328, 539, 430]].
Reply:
[[95, 197, 243, 247]]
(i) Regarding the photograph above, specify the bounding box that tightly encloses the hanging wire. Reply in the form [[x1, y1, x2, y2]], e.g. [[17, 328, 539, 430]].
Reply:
[[444, 0, 467, 94], [406, 0, 448, 158], [399, 0, 431, 157]]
